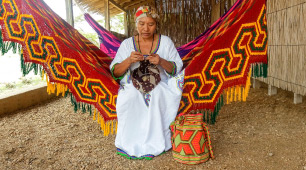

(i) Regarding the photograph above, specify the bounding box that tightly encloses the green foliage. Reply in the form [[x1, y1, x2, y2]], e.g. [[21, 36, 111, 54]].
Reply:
[[77, 29, 100, 47], [110, 13, 124, 34]]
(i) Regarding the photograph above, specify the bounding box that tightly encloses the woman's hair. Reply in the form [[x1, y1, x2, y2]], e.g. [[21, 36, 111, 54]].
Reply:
[[134, 6, 159, 35]]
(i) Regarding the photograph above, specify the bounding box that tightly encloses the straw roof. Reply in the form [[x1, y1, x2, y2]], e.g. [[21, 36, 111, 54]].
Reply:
[[75, 0, 155, 16]]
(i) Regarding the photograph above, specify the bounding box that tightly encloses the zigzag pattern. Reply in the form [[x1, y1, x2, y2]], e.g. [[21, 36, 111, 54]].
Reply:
[[179, 5, 267, 113], [0, 0, 117, 119]]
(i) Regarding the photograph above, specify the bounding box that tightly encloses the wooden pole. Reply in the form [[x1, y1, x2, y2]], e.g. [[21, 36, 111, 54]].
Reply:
[[124, 12, 128, 36], [65, 0, 74, 27], [211, 0, 221, 25], [105, 0, 110, 31]]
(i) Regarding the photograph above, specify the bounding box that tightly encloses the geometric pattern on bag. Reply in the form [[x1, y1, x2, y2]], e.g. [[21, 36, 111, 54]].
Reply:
[[170, 113, 214, 164]]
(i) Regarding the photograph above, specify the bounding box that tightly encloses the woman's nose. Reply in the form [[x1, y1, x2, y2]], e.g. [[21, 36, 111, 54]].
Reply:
[[144, 25, 149, 31]]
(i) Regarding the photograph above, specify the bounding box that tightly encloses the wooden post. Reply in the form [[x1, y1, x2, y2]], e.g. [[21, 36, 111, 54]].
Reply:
[[65, 0, 74, 27], [268, 85, 277, 96], [181, 0, 186, 44], [252, 78, 261, 89], [211, 0, 221, 25], [294, 93, 303, 104], [105, 0, 110, 31], [231, 0, 237, 6], [124, 12, 128, 36]]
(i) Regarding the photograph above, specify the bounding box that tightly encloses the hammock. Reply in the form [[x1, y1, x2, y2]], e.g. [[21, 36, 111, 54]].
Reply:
[[0, 0, 267, 135]]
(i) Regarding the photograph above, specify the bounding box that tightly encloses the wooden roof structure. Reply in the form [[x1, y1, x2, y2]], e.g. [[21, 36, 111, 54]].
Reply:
[[75, 0, 155, 16]]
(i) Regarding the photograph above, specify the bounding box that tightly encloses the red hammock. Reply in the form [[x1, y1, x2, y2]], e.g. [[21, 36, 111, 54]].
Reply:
[[0, 0, 267, 135]]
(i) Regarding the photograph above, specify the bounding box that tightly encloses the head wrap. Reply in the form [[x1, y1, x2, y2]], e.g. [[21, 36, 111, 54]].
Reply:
[[135, 6, 159, 23]]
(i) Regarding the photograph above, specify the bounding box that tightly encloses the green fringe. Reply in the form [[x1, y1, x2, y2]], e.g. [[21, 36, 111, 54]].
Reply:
[[69, 92, 93, 116], [116, 152, 153, 160], [20, 53, 42, 76], [0, 29, 20, 55], [200, 94, 225, 124], [1, 29, 39, 77], [252, 63, 268, 78]]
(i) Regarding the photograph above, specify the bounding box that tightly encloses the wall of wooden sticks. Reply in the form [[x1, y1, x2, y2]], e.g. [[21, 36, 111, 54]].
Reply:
[[126, 0, 232, 47], [258, 0, 306, 96]]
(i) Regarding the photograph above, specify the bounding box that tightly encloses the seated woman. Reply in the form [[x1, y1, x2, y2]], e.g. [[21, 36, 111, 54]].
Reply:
[[110, 6, 184, 160]]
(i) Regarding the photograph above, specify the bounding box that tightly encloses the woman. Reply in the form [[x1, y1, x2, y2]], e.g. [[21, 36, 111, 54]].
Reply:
[[110, 6, 184, 160]]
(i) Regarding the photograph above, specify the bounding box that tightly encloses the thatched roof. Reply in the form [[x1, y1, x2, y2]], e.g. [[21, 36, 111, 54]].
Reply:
[[75, 0, 154, 16]]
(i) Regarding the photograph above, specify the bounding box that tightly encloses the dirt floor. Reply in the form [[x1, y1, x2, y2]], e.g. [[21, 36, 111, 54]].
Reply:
[[0, 85, 305, 170]]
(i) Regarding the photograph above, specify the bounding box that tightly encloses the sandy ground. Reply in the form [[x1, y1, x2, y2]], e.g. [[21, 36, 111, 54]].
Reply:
[[0, 85, 305, 170]]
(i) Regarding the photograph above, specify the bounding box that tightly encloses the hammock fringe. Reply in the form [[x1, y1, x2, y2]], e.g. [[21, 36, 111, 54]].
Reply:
[[0, 30, 21, 55], [45, 71, 117, 136], [198, 67, 255, 124], [252, 63, 268, 78]]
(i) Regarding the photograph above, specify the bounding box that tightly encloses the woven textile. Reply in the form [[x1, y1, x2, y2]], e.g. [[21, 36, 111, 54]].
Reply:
[[170, 113, 214, 164], [85, 0, 268, 123], [0, 0, 267, 133], [0, 0, 118, 125], [131, 60, 161, 94]]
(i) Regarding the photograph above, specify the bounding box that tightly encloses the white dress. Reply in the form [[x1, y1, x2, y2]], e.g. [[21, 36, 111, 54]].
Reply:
[[110, 35, 184, 158]]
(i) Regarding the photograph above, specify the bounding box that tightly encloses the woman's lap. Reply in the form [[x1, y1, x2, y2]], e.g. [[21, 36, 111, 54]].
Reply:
[[115, 82, 181, 157]]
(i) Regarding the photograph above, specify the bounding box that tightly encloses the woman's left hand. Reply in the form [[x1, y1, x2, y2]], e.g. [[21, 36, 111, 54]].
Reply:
[[146, 54, 161, 65]]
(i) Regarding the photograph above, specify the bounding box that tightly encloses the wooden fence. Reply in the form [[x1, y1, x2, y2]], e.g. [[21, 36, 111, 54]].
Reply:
[[257, 0, 306, 96], [126, 0, 233, 47]]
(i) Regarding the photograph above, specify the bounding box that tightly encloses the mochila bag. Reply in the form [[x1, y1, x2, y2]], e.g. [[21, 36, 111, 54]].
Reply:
[[170, 113, 214, 164], [131, 60, 161, 93]]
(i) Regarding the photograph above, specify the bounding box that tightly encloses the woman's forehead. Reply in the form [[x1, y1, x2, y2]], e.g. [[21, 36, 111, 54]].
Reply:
[[138, 17, 156, 23]]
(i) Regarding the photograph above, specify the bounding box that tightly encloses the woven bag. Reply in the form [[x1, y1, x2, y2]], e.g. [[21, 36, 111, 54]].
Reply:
[[170, 113, 214, 164]]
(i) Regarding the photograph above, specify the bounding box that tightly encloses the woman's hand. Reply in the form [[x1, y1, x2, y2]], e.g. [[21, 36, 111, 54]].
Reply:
[[146, 54, 161, 65], [129, 51, 144, 64], [147, 54, 175, 74]]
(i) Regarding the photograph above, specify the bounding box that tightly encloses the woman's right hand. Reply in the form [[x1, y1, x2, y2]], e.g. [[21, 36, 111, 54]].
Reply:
[[128, 51, 144, 64]]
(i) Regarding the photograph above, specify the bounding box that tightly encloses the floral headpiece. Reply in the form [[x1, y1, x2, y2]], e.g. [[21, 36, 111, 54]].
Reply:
[[135, 6, 159, 23]]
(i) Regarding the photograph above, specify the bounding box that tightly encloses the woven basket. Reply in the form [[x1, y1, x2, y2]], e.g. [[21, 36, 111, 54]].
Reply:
[[170, 113, 214, 164]]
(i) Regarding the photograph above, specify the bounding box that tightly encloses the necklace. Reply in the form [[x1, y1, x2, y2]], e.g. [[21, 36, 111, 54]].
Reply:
[[137, 34, 154, 82], [137, 33, 154, 55]]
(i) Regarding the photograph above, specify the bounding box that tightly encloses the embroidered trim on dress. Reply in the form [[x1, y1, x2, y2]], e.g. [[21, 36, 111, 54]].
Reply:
[[116, 148, 154, 160], [167, 61, 177, 76], [132, 34, 161, 54], [111, 63, 126, 81], [144, 93, 151, 107]]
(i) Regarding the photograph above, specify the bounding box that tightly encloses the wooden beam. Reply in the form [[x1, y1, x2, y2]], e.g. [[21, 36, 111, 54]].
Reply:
[[123, 0, 150, 10], [124, 12, 128, 36], [105, 0, 110, 30], [65, 0, 74, 27], [109, 0, 127, 13], [119, 0, 132, 5], [128, 0, 155, 11]]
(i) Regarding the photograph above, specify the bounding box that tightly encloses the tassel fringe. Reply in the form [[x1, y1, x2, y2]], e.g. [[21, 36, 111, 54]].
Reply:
[[251, 63, 268, 78], [200, 67, 253, 124], [45, 72, 117, 136]]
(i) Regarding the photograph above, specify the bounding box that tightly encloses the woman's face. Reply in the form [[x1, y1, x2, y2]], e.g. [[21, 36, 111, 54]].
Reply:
[[136, 17, 157, 39]]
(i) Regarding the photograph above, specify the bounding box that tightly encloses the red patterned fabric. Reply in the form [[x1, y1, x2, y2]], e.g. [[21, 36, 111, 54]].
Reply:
[[0, 0, 267, 125], [179, 0, 267, 114], [0, 0, 118, 122]]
